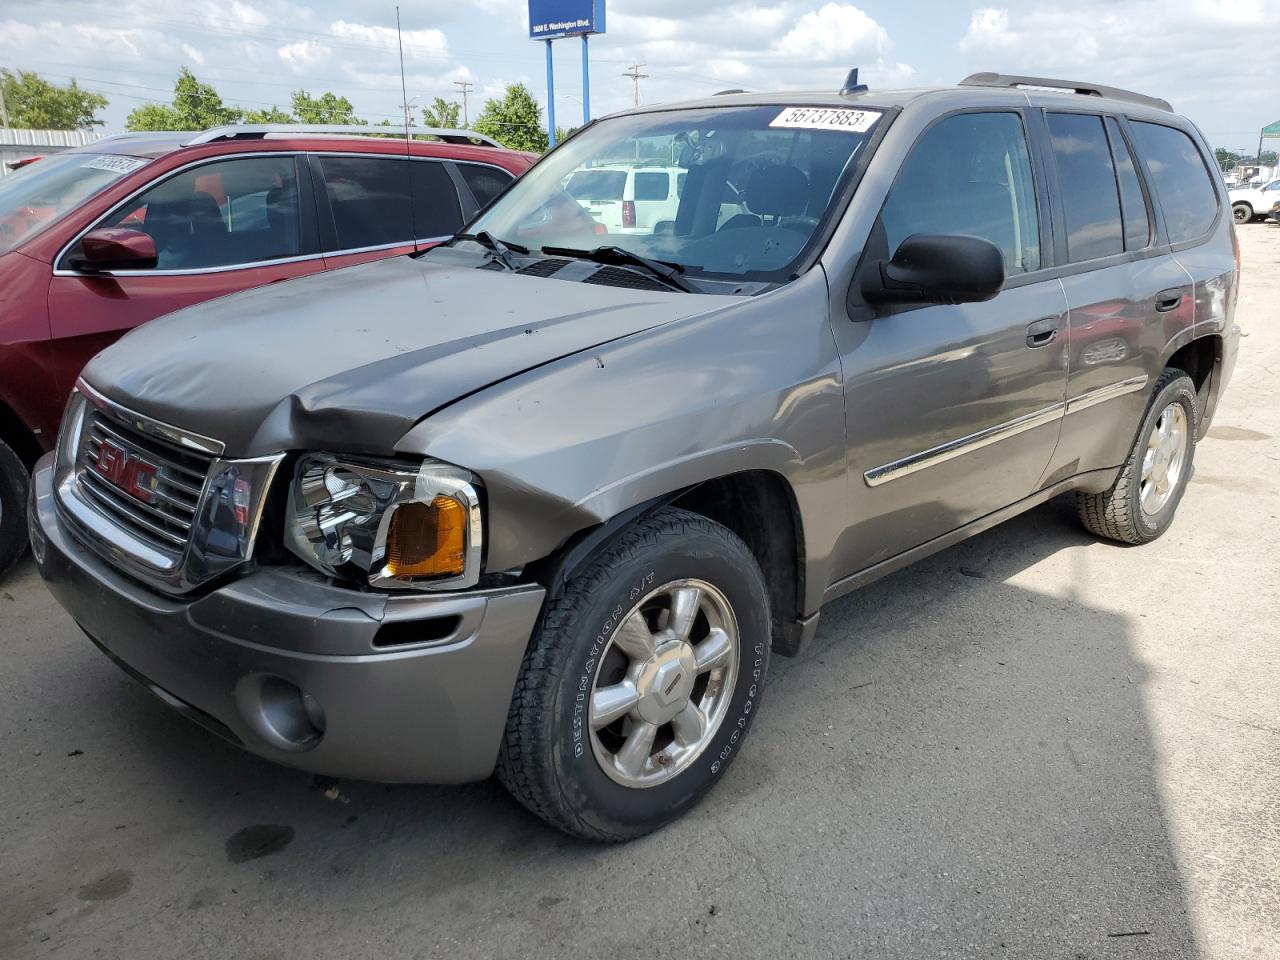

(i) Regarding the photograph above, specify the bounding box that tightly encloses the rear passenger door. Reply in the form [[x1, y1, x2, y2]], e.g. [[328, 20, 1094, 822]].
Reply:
[[311, 155, 466, 270], [1038, 112, 1196, 483]]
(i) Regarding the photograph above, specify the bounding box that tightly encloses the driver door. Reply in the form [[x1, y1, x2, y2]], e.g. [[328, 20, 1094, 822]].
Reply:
[[830, 110, 1069, 574], [48, 154, 323, 399]]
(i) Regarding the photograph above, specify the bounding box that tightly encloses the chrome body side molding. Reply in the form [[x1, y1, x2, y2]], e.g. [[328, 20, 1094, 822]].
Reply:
[[863, 375, 1150, 487]]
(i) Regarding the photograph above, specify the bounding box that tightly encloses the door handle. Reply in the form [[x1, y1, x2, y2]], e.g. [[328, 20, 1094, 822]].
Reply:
[[1155, 288, 1183, 313], [1025, 317, 1060, 348]]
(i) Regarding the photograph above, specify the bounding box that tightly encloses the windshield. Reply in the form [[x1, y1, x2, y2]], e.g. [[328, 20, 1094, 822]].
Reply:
[[469, 104, 882, 283], [0, 152, 148, 254]]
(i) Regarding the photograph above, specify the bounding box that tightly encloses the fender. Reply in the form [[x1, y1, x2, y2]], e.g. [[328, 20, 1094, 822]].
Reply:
[[396, 268, 847, 614]]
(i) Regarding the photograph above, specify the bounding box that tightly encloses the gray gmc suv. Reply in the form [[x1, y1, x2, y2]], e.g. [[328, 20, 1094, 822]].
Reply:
[[30, 73, 1240, 840]]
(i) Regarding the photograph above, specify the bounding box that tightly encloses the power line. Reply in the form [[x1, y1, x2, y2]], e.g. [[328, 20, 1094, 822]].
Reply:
[[622, 63, 648, 107]]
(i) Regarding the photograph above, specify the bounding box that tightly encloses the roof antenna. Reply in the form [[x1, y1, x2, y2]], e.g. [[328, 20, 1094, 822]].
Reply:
[[840, 68, 868, 96], [396, 5, 420, 253]]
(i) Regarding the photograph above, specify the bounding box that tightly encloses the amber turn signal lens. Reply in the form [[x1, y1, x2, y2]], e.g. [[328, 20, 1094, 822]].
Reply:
[[384, 496, 467, 579]]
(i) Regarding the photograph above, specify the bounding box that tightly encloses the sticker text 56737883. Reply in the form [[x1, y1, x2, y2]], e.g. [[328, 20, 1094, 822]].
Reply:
[[769, 107, 881, 134]]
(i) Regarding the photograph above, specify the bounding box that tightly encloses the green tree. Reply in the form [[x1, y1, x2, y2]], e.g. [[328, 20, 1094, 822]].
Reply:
[[290, 90, 364, 124], [126, 67, 243, 131], [421, 97, 461, 129], [244, 106, 293, 124], [0, 69, 107, 129], [1215, 147, 1241, 172], [1260, 150, 1278, 166], [473, 83, 547, 153]]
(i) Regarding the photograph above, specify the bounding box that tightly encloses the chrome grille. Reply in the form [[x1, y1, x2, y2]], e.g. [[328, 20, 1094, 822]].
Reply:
[[76, 409, 215, 555]]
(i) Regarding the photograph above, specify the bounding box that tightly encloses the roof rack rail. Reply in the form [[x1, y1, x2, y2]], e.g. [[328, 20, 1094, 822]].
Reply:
[[959, 72, 1172, 112], [714, 88, 747, 96], [183, 124, 502, 148]]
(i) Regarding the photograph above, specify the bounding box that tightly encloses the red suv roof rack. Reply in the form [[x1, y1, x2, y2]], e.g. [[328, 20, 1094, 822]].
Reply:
[[183, 124, 502, 148]]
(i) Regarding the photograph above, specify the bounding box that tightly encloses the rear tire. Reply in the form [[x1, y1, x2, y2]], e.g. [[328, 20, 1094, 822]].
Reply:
[[1076, 368, 1197, 545], [497, 507, 771, 841], [0, 439, 31, 580], [1233, 202, 1253, 224]]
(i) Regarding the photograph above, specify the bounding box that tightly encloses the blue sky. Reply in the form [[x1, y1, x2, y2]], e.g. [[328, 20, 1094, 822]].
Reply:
[[1, 0, 1276, 153]]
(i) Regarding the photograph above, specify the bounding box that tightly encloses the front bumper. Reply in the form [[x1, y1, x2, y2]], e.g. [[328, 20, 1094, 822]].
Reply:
[[29, 455, 545, 783]]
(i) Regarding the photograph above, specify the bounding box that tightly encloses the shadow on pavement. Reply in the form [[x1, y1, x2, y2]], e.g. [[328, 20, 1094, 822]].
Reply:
[[4, 497, 1201, 959]]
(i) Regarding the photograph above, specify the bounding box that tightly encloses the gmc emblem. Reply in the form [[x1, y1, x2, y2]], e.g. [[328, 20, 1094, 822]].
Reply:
[[95, 440, 159, 503]]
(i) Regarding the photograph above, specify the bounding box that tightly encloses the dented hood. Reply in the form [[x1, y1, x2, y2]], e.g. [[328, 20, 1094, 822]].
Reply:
[[83, 254, 732, 457]]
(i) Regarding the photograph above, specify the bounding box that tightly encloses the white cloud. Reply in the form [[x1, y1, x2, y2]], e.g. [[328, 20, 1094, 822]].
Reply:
[[328, 20, 448, 58], [778, 3, 890, 62], [278, 39, 328, 70], [181, 43, 206, 66]]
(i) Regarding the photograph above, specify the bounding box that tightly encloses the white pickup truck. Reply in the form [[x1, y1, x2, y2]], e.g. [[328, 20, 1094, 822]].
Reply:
[[1229, 179, 1280, 222]]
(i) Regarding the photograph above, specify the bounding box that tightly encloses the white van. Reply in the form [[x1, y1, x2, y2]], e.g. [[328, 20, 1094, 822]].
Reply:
[[564, 165, 686, 234]]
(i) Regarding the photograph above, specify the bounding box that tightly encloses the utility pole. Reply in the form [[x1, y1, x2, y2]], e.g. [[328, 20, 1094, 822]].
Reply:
[[622, 63, 648, 107], [0, 73, 8, 128], [452, 80, 473, 127]]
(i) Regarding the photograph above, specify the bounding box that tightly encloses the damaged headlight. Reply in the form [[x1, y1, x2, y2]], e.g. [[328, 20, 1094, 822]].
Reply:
[[285, 454, 482, 590]]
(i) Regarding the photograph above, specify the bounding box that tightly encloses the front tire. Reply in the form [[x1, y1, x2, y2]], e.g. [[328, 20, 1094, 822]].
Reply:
[[1076, 368, 1197, 545], [1233, 202, 1253, 224], [0, 439, 31, 580], [497, 507, 771, 841]]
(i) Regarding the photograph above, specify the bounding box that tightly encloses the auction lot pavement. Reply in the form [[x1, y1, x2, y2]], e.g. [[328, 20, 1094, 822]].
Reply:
[[3, 229, 1278, 960]]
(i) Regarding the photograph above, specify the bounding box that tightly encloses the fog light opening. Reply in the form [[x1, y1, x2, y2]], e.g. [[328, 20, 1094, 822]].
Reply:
[[235, 675, 325, 751]]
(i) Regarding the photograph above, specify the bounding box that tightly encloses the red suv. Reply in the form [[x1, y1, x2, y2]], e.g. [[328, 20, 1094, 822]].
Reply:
[[0, 125, 535, 574]]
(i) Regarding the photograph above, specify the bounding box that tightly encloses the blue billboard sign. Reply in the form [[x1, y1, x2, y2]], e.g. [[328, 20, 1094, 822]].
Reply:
[[528, 0, 605, 39]]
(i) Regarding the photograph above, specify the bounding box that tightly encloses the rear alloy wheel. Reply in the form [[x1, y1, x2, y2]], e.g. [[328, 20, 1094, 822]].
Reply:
[[1077, 368, 1197, 545], [1232, 202, 1253, 224], [0, 438, 31, 580], [497, 507, 770, 841]]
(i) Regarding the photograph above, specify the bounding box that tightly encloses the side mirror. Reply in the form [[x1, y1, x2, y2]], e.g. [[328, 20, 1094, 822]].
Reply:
[[861, 234, 1005, 306], [67, 227, 158, 272]]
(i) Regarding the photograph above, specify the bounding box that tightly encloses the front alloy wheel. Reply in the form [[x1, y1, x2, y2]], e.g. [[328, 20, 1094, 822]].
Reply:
[[589, 579, 738, 788], [498, 507, 771, 841]]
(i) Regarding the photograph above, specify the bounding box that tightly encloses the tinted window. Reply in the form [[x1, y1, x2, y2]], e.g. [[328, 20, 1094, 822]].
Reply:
[[319, 156, 462, 249], [1128, 121, 1219, 244], [634, 172, 670, 201], [410, 160, 464, 238], [1105, 117, 1150, 250], [1047, 113, 1123, 262], [457, 163, 513, 208], [881, 112, 1040, 274], [99, 156, 299, 270]]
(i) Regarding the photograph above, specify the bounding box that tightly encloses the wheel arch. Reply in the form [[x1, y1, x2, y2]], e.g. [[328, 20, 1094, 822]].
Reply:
[[1162, 333, 1222, 436], [525, 468, 809, 658], [0, 395, 43, 469]]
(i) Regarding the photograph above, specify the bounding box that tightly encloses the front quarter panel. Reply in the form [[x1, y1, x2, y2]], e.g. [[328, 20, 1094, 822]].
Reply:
[[395, 270, 846, 612]]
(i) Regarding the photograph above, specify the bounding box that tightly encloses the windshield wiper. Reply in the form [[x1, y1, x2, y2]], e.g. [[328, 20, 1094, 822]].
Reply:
[[539, 244, 697, 292], [436, 231, 529, 269]]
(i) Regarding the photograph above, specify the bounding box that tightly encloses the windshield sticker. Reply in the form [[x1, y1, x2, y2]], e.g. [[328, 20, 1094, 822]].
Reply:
[[769, 107, 881, 134], [81, 155, 148, 174]]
